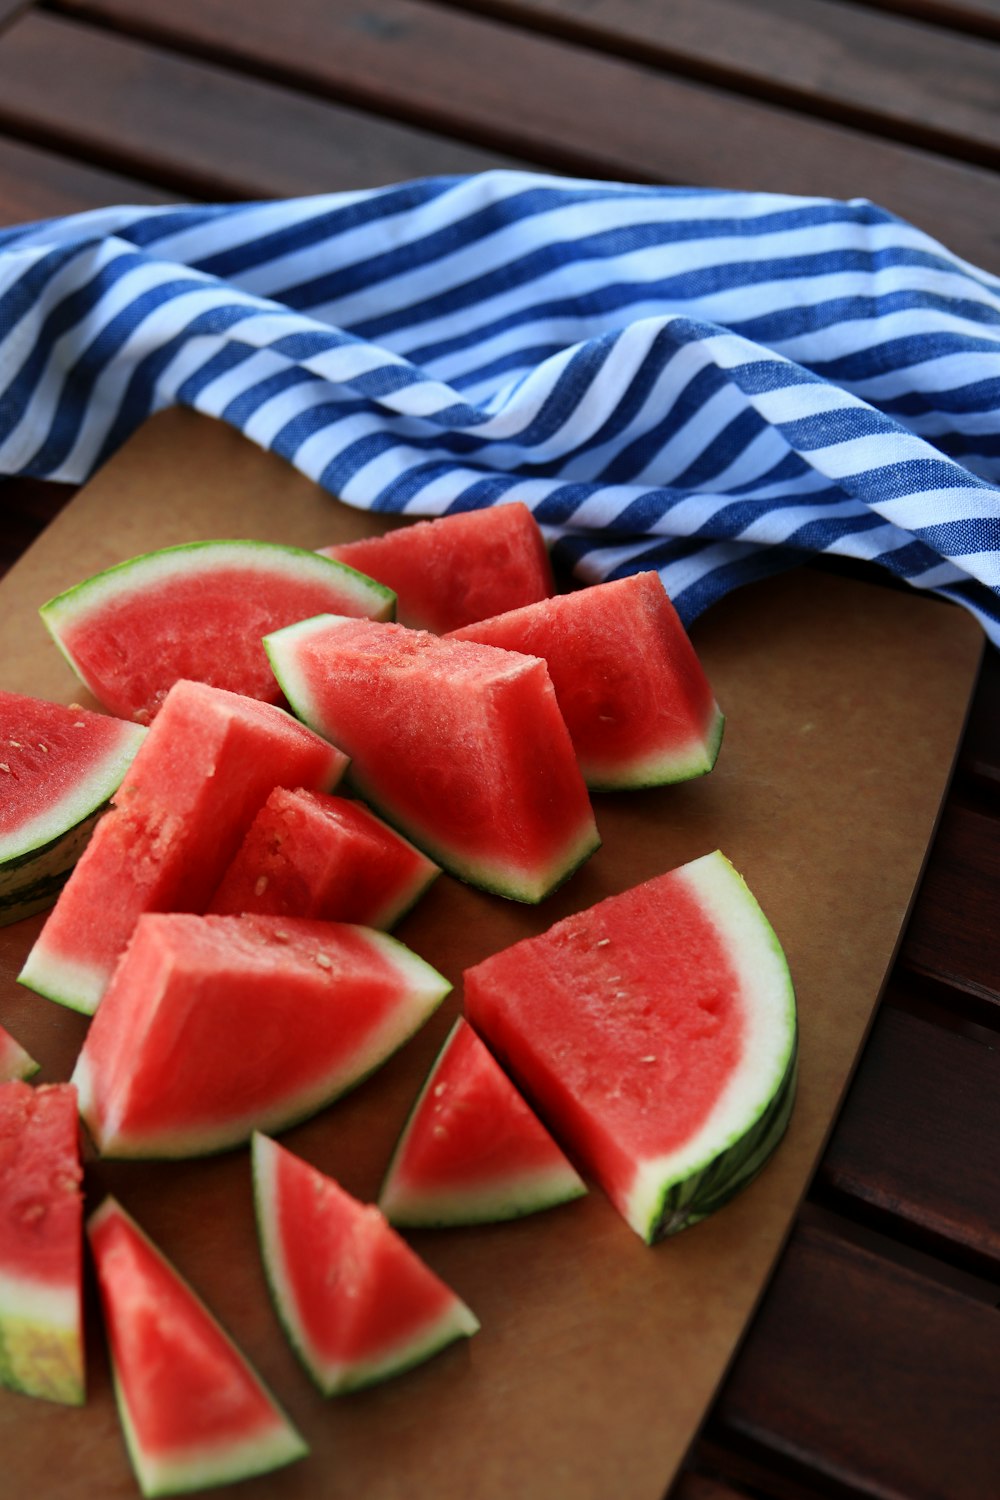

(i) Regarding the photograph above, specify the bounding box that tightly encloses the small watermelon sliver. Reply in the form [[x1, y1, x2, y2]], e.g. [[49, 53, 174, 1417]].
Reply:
[[88, 1196, 307, 1497], [0, 1022, 39, 1083], [0, 1081, 84, 1405], [379, 1018, 587, 1227], [252, 1133, 479, 1396]]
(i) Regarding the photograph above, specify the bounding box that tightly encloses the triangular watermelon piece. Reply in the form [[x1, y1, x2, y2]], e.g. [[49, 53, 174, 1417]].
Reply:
[[318, 502, 554, 633], [207, 786, 440, 929], [88, 1196, 307, 1496], [0, 1022, 39, 1083], [252, 1133, 479, 1395], [449, 571, 724, 789], [0, 690, 145, 927], [0, 1081, 84, 1404], [379, 1019, 587, 1226], [40, 537, 395, 724], [71, 912, 451, 1158]]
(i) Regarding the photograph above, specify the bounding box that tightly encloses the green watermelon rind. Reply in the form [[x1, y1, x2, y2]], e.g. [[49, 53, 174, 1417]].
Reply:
[[0, 1025, 39, 1084], [71, 929, 453, 1159], [251, 1134, 480, 1398], [583, 701, 726, 793], [88, 1197, 308, 1497], [0, 1269, 84, 1406], [378, 1018, 589, 1228]]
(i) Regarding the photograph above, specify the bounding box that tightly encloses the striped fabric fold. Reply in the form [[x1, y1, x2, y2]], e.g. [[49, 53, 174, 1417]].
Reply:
[[1, 170, 998, 642]]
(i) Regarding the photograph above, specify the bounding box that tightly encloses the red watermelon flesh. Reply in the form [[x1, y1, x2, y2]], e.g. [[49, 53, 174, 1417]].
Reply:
[[318, 502, 554, 633], [463, 851, 797, 1243], [0, 1023, 39, 1083], [207, 786, 440, 929], [17, 679, 347, 1016], [449, 571, 724, 788], [71, 912, 452, 1158], [40, 537, 395, 724], [87, 1196, 307, 1496], [265, 614, 600, 904], [379, 1018, 587, 1227], [0, 1081, 84, 1404], [252, 1133, 479, 1395]]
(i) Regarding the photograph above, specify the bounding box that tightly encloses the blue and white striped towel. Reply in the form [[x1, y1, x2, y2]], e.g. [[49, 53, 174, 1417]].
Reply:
[[2, 171, 998, 643]]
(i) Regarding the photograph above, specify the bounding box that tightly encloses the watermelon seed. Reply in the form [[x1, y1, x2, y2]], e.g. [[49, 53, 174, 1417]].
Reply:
[[8, 739, 21, 748], [314, 952, 333, 969], [37, 743, 48, 753], [0, 764, 9, 773], [254, 875, 269, 897], [595, 938, 611, 947]]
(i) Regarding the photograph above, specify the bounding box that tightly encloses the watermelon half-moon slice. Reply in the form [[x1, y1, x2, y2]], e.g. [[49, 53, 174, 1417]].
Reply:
[[71, 912, 452, 1158], [88, 1196, 307, 1497], [318, 501, 554, 633], [463, 850, 797, 1243], [265, 614, 600, 903], [0, 1081, 84, 1405], [379, 1018, 587, 1227], [0, 691, 145, 927], [449, 571, 725, 789], [252, 1133, 479, 1395], [40, 537, 395, 724]]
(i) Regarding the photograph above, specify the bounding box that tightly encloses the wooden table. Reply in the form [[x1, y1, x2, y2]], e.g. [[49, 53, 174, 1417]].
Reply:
[[0, 4, 997, 1498]]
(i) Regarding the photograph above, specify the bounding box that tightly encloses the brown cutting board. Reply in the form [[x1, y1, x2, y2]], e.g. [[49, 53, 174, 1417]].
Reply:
[[0, 409, 985, 1500]]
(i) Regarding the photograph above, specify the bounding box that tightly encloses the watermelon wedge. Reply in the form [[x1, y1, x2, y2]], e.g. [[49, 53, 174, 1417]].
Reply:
[[463, 851, 797, 1243], [252, 1133, 479, 1395], [0, 1022, 39, 1083], [318, 502, 554, 633], [88, 1196, 307, 1496], [449, 572, 725, 789], [265, 615, 600, 904], [18, 679, 347, 1016], [40, 537, 395, 724], [379, 1018, 587, 1226], [0, 1081, 84, 1405], [71, 912, 452, 1158], [0, 691, 145, 926], [207, 786, 441, 929]]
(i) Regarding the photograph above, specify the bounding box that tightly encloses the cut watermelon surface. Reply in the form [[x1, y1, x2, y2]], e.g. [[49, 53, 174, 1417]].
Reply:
[[379, 1019, 587, 1227], [71, 912, 452, 1158], [207, 787, 441, 929], [0, 1022, 39, 1083], [449, 572, 725, 789], [0, 1081, 84, 1405], [0, 692, 145, 927], [265, 614, 600, 903], [40, 537, 396, 724], [463, 851, 797, 1243], [18, 680, 347, 1015], [319, 502, 554, 633], [252, 1134, 479, 1395], [88, 1197, 307, 1497]]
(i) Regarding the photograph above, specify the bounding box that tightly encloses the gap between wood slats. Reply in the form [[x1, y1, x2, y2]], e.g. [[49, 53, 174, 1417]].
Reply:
[[20, 4, 1000, 274], [850, 0, 1000, 42], [698, 1208, 1000, 1500]]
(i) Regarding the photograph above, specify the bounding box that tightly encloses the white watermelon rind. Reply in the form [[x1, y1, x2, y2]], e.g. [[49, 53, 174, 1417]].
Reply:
[[581, 699, 726, 792], [251, 1134, 480, 1397], [87, 1197, 307, 1497], [264, 614, 602, 905], [378, 1018, 588, 1228], [619, 852, 798, 1243], [71, 928, 453, 1159]]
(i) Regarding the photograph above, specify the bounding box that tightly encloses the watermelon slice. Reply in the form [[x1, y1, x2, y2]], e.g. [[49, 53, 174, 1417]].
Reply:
[[463, 851, 797, 1243], [379, 1018, 587, 1227], [252, 1133, 479, 1395], [265, 615, 600, 904], [449, 572, 725, 789], [318, 502, 553, 633], [0, 1081, 84, 1405], [207, 786, 441, 929], [40, 537, 395, 724], [0, 1022, 39, 1083], [88, 1196, 307, 1496], [0, 691, 145, 926], [71, 912, 451, 1158], [18, 679, 347, 1016]]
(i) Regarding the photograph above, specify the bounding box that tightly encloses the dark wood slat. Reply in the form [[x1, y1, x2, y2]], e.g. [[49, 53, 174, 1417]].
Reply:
[[703, 1216, 1000, 1500], [0, 132, 168, 223], [32, 0, 1000, 273], [960, 645, 1000, 790], [0, 12, 525, 202], [817, 1004, 1000, 1273], [900, 802, 1000, 1018], [853, 0, 1000, 41], [0, 480, 76, 579], [426, 0, 1000, 170]]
